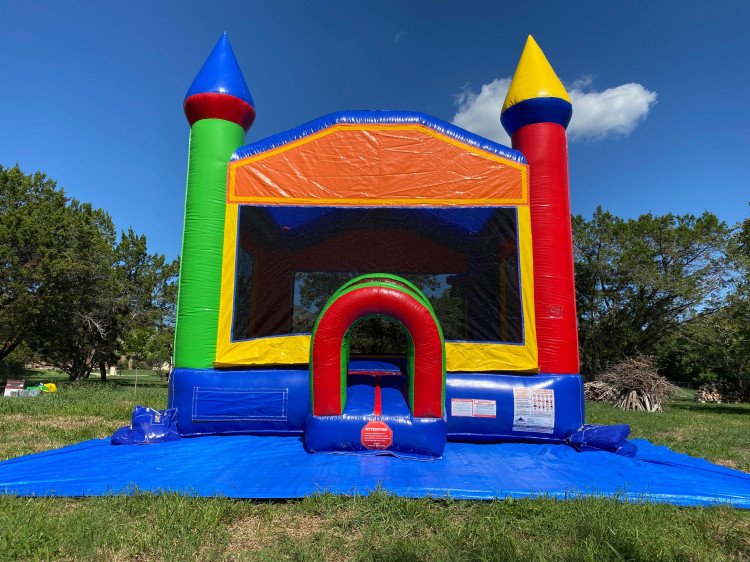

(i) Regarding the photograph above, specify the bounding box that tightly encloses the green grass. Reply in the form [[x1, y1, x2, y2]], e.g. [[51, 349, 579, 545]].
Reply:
[[0, 379, 748, 561], [587, 391, 750, 472], [0, 372, 166, 461], [0, 492, 748, 561]]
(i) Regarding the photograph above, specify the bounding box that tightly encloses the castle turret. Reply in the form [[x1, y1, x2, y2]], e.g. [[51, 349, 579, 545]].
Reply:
[[174, 33, 254, 369], [501, 36, 579, 374]]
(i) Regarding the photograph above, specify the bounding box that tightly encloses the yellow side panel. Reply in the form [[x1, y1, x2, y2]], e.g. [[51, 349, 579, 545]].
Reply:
[[216, 203, 238, 364], [215, 334, 310, 367], [216, 204, 311, 366], [217, 337, 537, 372], [446, 343, 535, 372]]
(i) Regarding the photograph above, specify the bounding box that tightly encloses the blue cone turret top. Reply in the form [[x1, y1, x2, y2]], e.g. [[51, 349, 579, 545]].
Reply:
[[500, 36, 572, 137], [184, 32, 256, 131]]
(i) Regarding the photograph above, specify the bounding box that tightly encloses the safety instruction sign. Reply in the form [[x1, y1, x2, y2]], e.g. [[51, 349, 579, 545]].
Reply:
[[361, 421, 393, 450], [450, 398, 497, 418], [512, 388, 555, 433]]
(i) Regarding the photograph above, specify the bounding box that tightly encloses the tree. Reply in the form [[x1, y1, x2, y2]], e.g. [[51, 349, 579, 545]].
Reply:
[[659, 207, 750, 397], [30, 200, 118, 381], [573, 207, 729, 376], [1, 164, 121, 380], [0, 165, 70, 362], [721, 214, 750, 395], [111, 229, 179, 375], [33, 225, 178, 383], [1, 164, 178, 382]]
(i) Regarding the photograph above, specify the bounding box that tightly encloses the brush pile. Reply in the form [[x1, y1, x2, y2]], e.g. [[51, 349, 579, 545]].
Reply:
[[584, 356, 678, 412], [583, 380, 617, 403]]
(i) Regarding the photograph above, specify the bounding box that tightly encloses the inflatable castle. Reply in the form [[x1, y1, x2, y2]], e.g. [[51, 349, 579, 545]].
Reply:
[[169, 33, 584, 457], [3, 33, 749, 505]]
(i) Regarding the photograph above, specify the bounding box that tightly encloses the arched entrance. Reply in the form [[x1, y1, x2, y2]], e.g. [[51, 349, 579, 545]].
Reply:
[[310, 274, 445, 418]]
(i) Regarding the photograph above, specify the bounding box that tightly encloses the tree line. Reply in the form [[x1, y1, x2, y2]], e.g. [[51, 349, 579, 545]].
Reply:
[[1, 165, 178, 381], [574, 206, 749, 397], [1, 164, 748, 394]]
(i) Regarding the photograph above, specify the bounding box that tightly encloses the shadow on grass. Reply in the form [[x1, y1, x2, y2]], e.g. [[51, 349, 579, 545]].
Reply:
[[670, 401, 750, 416]]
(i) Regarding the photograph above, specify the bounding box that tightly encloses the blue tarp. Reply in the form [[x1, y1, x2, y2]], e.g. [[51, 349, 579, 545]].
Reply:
[[0, 436, 748, 507]]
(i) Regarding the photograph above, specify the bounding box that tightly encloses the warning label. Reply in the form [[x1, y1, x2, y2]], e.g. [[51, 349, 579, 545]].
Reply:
[[548, 304, 564, 318], [512, 388, 555, 433], [361, 421, 393, 450], [451, 398, 497, 418]]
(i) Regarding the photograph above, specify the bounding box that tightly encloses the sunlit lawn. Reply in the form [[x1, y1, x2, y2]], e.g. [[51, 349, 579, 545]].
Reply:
[[0, 373, 748, 561]]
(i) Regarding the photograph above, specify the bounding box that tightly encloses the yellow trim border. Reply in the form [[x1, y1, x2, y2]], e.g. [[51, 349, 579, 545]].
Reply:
[[215, 204, 538, 372]]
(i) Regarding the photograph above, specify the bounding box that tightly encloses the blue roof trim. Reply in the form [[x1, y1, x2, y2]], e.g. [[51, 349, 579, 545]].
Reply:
[[500, 97, 572, 136], [231, 110, 526, 164], [185, 32, 254, 106]]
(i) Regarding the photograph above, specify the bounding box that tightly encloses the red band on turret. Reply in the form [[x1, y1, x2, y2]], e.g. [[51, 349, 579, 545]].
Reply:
[[512, 122, 579, 374], [184, 92, 256, 131]]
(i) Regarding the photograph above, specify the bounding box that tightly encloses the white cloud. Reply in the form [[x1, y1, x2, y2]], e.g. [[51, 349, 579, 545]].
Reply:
[[393, 31, 408, 44], [452, 78, 514, 145], [568, 83, 657, 141], [450, 77, 657, 145], [569, 75, 593, 90]]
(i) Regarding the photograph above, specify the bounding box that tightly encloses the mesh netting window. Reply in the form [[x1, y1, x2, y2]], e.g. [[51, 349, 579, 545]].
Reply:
[[231, 206, 523, 348]]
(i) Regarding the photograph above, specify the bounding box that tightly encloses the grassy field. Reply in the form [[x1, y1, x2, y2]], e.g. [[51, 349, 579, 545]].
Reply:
[[0, 372, 748, 561]]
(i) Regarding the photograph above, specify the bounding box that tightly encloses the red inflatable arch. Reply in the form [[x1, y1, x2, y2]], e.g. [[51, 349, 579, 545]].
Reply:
[[310, 280, 445, 418]]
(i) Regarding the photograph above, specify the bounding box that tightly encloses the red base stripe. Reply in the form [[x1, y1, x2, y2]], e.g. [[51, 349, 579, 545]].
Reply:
[[184, 92, 256, 131], [373, 375, 382, 416]]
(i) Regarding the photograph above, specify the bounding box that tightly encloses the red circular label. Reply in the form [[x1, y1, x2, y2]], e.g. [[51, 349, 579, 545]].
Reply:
[[361, 421, 393, 450]]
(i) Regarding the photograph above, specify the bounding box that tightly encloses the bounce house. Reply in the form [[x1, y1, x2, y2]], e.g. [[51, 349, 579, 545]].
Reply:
[[1, 34, 749, 505], [169, 33, 583, 458]]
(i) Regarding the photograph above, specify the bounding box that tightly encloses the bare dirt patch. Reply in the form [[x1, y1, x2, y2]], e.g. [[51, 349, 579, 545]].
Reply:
[[714, 458, 739, 469], [228, 514, 329, 552], [226, 511, 359, 559], [227, 515, 268, 553]]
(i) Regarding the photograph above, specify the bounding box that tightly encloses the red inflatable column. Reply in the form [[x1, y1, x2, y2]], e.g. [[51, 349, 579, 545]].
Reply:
[[512, 124, 579, 373], [501, 36, 580, 374]]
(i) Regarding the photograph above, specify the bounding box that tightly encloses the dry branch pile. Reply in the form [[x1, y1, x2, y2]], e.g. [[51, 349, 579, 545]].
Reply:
[[584, 356, 678, 412], [583, 380, 617, 403]]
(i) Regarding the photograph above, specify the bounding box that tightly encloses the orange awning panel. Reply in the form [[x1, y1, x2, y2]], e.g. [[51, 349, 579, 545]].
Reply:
[[228, 125, 527, 206]]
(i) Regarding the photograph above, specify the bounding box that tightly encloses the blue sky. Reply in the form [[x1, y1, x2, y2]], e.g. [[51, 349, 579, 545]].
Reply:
[[1, 1, 748, 258]]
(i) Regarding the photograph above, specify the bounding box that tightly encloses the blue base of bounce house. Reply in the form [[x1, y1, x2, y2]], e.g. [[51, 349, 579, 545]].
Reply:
[[168, 361, 584, 447], [1, 435, 749, 507], [305, 375, 448, 458]]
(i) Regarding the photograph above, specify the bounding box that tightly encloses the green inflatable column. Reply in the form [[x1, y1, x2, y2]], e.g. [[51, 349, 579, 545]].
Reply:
[[173, 33, 256, 369], [174, 120, 245, 368]]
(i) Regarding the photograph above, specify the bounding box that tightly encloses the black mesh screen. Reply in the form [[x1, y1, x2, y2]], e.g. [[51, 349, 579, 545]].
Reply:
[[232, 206, 522, 346]]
